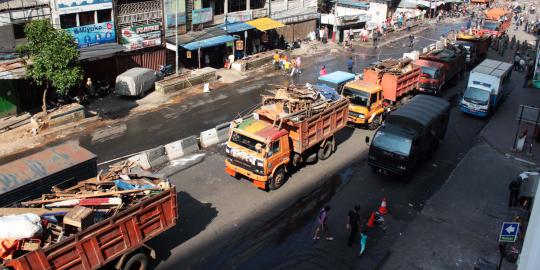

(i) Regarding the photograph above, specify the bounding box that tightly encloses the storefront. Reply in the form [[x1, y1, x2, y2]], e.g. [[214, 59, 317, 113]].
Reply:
[[220, 21, 255, 58], [245, 17, 286, 51]]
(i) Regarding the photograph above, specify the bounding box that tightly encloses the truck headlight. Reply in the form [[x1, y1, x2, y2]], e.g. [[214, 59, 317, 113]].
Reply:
[[256, 160, 264, 167], [397, 165, 406, 170], [225, 146, 231, 154]]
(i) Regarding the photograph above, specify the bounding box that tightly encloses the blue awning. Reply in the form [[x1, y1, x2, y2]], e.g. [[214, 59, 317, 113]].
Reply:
[[182, 35, 238, 51], [219, 22, 255, 33]]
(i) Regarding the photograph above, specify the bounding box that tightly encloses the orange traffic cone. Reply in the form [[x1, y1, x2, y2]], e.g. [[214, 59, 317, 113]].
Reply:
[[378, 198, 388, 215], [367, 212, 376, 228]]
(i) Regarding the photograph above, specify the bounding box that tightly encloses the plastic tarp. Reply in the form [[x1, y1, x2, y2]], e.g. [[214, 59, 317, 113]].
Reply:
[[314, 84, 341, 101], [182, 35, 238, 51], [220, 22, 255, 33], [115, 68, 156, 96], [246, 18, 285, 31], [0, 214, 42, 240], [485, 8, 510, 20], [385, 95, 450, 134]]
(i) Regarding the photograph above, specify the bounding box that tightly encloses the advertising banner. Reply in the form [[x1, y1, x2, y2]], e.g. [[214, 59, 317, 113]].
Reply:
[[164, 0, 187, 33], [192, 8, 213, 25], [120, 23, 161, 51], [66, 21, 116, 48], [226, 10, 252, 23], [56, 0, 112, 15]]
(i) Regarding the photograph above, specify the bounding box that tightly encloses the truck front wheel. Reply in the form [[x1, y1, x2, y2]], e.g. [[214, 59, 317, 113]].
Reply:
[[123, 253, 148, 270], [269, 168, 287, 190]]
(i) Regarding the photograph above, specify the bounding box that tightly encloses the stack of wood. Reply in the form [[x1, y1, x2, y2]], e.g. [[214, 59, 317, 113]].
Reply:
[[369, 58, 414, 75], [0, 161, 171, 250], [259, 85, 332, 122]]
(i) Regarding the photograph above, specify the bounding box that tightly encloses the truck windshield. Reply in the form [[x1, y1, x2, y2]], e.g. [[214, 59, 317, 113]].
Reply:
[[372, 131, 412, 156], [343, 87, 369, 106], [463, 87, 490, 105], [421, 66, 438, 79], [483, 22, 499, 30], [231, 131, 266, 153]]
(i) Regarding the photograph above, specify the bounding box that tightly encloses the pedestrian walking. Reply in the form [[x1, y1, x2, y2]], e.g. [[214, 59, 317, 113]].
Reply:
[[347, 57, 354, 73], [409, 34, 415, 49], [346, 205, 361, 246], [508, 178, 521, 207], [358, 229, 368, 256], [514, 54, 521, 71], [273, 51, 280, 70], [320, 65, 327, 77], [313, 206, 334, 241], [519, 58, 526, 73]]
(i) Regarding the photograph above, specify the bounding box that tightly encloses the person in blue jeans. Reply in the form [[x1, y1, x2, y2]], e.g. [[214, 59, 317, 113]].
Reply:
[[347, 57, 354, 73]]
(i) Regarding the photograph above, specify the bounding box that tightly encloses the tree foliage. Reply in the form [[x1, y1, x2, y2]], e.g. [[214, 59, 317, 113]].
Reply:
[[18, 20, 82, 113]]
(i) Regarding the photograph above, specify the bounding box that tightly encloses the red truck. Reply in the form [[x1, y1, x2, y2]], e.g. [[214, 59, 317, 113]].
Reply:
[[456, 32, 491, 68], [1, 181, 177, 270], [414, 44, 466, 95]]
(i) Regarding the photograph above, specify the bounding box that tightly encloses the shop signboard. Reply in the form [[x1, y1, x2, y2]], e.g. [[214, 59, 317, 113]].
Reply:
[[66, 21, 116, 48], [56, 0, 112, 15], [192, 8, 213, 25], [120, 23, 161, 51], [226, 10, 252, 23], [235, 40, 243, 50], [164, 0, 187, 35]]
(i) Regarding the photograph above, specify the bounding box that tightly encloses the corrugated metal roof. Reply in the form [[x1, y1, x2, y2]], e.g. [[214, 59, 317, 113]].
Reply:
[[0, 142, 96, 195], [181, 35, 237, 51], [246, 17, 285, 31], [220, 22, 255, 33], [337, 0, 370, 9]]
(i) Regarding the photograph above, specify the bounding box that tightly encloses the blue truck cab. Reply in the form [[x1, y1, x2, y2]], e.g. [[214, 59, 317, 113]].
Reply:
[[317, 71, 356, 94], [460, 59, 512, 117]]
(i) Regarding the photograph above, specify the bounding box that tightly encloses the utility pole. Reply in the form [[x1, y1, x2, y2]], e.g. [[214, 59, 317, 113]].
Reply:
[[268, 0, 272, 17], [175, 0, 179, 74], [332, 0, 338, 42]]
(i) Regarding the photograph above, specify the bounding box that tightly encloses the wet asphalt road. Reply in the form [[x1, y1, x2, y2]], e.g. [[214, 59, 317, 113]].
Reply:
[[106, 19, 493, 270], [76, 21, 467, 165]]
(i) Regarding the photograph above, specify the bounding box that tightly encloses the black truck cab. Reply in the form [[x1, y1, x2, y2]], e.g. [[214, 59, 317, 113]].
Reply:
[[366, 95, 450, 176]]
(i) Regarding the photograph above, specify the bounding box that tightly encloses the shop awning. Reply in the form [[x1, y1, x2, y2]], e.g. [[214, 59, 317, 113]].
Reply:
[[182, 35, 238, 51], [219, 22, 255, 33], [78, 43, 125, 62], [246, 17, 285, 31]]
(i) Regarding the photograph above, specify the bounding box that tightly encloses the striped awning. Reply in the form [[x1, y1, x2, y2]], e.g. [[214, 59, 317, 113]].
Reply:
[[246, 17, 286, 31]]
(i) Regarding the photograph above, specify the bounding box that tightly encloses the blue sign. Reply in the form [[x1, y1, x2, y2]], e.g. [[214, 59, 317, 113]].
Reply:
[[56, 0, 112, 14], [499, 222, 520, 242], [66, 21, 116, 48]]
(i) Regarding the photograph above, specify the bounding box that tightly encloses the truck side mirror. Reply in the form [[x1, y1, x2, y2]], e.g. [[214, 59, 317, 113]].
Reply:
[[365, 136, 370, 145]]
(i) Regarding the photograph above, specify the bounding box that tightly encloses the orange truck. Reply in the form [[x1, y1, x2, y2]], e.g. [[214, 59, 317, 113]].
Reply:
[[344, 59, 421, 129], [224, 88, 349, 190], [480, 8, 511, 37]]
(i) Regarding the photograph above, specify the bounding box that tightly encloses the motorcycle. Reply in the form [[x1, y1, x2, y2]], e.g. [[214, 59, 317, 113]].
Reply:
[[96, 80, 112, 98], [158, 64, 174, 79]]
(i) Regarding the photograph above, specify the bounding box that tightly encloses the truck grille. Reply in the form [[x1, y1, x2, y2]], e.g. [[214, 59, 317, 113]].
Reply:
[[227, 157, 264, 175]]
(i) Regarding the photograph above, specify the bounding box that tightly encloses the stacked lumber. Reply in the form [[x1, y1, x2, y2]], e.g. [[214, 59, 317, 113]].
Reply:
[[0, 161, 171, 257], [258, 85, 339, 122]]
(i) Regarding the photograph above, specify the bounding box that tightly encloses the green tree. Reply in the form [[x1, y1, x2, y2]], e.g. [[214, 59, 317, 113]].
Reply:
[[18, 19, 82, 114]]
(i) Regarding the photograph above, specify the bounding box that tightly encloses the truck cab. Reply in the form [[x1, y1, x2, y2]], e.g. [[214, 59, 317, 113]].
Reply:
[[317, 71, 356, 93], [414, 59, 446, 95], [343, 80, 385, 130], [460, 85, 492, 116], [225, 117, 290, 190]]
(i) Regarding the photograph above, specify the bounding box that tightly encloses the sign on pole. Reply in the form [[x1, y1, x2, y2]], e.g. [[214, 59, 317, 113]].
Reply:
[[499, 222, 520, 242]]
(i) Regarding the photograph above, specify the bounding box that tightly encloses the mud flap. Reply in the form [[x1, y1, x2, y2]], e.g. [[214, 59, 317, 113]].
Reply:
[[225, 166, 236, 177]]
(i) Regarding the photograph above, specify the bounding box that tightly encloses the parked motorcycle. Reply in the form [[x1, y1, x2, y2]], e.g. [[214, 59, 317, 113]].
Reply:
[[157, 64, 174, 79], [96, 80, 112, 98]]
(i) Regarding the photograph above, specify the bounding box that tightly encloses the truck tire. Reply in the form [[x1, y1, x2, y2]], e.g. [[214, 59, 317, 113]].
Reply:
[[318, 140, 333, 160], [123, 253, 148, 270], [368, 115, 382, 130], [269, 168, 286, 190]]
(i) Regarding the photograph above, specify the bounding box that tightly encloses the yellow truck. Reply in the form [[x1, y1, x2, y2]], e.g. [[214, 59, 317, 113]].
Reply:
[[224, 86, 349, 190], [344, 59, 421, 130]]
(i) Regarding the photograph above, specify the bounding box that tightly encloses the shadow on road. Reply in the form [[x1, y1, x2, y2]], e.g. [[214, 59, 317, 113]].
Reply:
[[149, 191, 217, 266]]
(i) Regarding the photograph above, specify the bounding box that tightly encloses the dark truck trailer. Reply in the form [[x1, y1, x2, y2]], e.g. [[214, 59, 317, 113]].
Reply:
[[366, 95, 450, 176]]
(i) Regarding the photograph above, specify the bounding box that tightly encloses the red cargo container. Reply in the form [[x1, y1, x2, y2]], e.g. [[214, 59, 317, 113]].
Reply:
[[3, 187, 177, 270]]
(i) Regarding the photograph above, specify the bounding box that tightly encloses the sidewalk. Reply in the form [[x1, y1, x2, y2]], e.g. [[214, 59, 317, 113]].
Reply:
[[381, 142, 527, 269]]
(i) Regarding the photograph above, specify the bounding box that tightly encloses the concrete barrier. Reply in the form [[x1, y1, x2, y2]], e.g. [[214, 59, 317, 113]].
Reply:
[[164, 135, 200, 160], [155, 67, 217, 94], [199, 128, 219, 148], [216, 122, 230, 143], [139, 146, 168, 170]]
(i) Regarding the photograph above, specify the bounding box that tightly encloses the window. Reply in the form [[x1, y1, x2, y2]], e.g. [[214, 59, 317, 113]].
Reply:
[[97, 9, 111, 23], [60, 13, 77, 28], [369, 93, 378, 105], [268, 141, 280, 157], [79, 11, 95, 26], [12, 22, 26, 39]]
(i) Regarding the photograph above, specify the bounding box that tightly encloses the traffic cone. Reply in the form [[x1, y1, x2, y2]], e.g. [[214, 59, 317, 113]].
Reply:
[[378, 198, 388, 215], [367, 212, 376, 228]]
